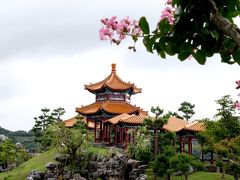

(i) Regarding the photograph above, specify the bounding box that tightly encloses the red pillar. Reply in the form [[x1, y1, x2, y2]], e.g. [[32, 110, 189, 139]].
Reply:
[[108, 125, 111, 144], [120, 128, 123, 146], [105, 124, 108, 142], [103, 124, 106, 141], [125, 128, 128, 143], [125, 127, 129, 149], [114, 126, 117, 144], [99, 121, 102, 141], [188, 136, 192, 155], [94, 121, 97, 142]]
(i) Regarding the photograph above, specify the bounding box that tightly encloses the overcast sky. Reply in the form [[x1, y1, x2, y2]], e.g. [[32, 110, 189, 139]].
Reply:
[[0, 0, 239, 131]]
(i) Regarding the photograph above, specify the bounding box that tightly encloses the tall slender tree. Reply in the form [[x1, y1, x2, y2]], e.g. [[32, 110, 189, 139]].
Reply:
[[51, 107, 66, 122], [178, 101, 195, 121], [32, 107, 65, 150]]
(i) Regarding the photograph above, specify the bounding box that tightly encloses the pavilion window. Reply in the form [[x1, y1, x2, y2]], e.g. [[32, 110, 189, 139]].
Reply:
[[108, 94, 125, 101], [96, 94, 107, 101]]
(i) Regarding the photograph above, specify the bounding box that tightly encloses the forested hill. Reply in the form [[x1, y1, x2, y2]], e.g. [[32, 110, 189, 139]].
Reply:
[[0, 126, 36, 151]]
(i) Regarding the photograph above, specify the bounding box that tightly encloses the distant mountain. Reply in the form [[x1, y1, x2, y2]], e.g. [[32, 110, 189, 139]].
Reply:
[[0, 126, 37, 151]]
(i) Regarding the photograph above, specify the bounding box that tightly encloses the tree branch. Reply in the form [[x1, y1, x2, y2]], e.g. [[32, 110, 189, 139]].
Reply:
[[208, 0, 240, 47]]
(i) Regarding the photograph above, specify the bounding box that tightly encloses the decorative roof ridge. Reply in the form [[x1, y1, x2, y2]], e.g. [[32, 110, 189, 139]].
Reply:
[[76, 101, 102, 108], [107, 68, 135, 87], [84, 64, 140, 93], [104, 113, 130, 124], [184, 121, 198, 128], [120, 114, 135, 120]]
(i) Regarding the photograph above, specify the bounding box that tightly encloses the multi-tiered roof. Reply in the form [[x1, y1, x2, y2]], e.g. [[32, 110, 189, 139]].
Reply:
[[76, 64, 146, 116], [84, 64, 142, 94]]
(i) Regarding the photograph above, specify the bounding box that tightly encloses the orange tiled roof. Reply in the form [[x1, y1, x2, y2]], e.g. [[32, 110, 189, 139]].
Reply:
[[163, 116, 189, 132], [104, 113, 130, 124], [163, 116, 205, 132], [119, 114, 146, 124], [84, 64, 142, 94], [104, 113, 146, 125], [183, 121, 205, 132], [76, 101, 141, 115], [64, 117, 78, 127], [63, 116, 96, 129]]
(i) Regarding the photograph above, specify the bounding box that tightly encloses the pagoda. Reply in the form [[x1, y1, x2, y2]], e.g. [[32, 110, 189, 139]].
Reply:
[[76, 64, 146, 142]]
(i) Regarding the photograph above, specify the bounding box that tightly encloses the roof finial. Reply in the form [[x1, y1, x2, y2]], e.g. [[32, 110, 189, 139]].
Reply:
[[111, 63, 116, 72]]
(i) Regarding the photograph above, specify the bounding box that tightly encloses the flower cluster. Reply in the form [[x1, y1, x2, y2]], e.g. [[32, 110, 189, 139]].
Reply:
[[160, 0, 175, 25], [236, 80, 240, 89], [235, 80, 240, 111], [99, 16, 142, 45]]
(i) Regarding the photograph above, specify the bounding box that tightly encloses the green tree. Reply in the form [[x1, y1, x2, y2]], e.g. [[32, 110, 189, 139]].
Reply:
[[51, 107, 66, 122], [32, 107, 65, 151], [167, 111, 183, 119], [0, 139, 16, 169], [32, 108, 52, 144], [56, 120, 87, 178], [15, 145, 30, 166], [143, 106, 168, 156], [221, 136, 240, 180], [169, 153, 204, 180], [41, 124, 60, 150], [127, 126, 152, 165], [152, 146, 176, 180], [199, 96, 240, 179], [178, 101, 195, 121], [215, 95, 236, 119]]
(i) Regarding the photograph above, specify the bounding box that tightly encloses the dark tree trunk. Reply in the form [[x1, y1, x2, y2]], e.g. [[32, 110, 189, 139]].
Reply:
[[154, 128, 158, 156], [167, 173, 171, 180]]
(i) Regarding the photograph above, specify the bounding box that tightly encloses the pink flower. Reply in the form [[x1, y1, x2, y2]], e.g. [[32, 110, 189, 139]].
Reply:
[[99, 27, 113, 40], [166, 0, 172, 4], [234, 101, 240, 110], [99, 16, 142, 45], [236, 80, 240, 89], [160, 5, 175, 25]]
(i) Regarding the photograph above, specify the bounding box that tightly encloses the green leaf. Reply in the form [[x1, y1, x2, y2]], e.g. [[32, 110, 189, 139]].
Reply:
[[165, 43, 175, 56], [159, 19, 171, 34], [193, 50, 207, 65], [178, 50, 192, 61], [159, 51, 166, 59], [143, 36, 155, 53], [236, 0, 240, 12], [233, 49, 240, 64], [210, 30, 219, 40], [139, 17, 150, 34]]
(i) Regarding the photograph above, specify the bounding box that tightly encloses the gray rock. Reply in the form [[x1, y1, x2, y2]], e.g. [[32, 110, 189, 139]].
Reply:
[[27, 170, 43, 180], [45, 162, 56, 173], [73, 173, 86, 180], [0, 134, 7, 142], [136, 174, 147, 180]]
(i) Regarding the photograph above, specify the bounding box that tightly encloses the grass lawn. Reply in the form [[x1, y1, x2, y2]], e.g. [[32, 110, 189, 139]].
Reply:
[[147, 170, 234, 180], [186, 172, 234, 180], [0, 148, 57, 180]]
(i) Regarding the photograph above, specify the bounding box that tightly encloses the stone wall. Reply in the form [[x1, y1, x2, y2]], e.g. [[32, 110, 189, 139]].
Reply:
[[27, 148, 147, 180]]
